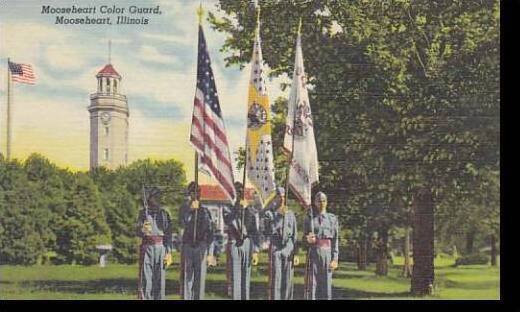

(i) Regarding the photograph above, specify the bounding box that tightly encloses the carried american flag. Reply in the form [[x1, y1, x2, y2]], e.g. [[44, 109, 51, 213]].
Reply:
[[189, 24, 236, 203], [8, 61, 36, 84]]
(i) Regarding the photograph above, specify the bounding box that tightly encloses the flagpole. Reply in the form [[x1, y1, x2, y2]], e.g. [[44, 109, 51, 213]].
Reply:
[[283, 18, 303, 240], [239, 3, 263, 240], [6, 57, 12, 160], [193, 2, 204, 244], [289, 19, 314, 300], [193, 152, 199, 243]]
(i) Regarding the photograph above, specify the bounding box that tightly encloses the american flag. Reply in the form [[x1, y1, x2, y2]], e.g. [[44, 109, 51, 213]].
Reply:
[[8, 61, 36, 84], [189, 25, 236, 203]]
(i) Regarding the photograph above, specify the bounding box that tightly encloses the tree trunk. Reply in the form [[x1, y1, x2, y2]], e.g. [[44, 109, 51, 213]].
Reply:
[[357, 235, 368, 270], [411, 188, 435, 296], [375, 229, 389, 276], [402, 227, 412, 278], [490, 234, 497, 266], [466, 229, 476, 254]]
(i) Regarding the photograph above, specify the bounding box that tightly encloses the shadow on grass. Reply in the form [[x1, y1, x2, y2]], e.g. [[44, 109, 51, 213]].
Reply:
[[14, 277, 410, 300], [17, 278, 181, 296], [18, 278, 139, 295], [333, 288, 411, 299], [441, 279, 498, 290]]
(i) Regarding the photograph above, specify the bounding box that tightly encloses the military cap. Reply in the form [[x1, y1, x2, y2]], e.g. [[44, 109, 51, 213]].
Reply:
[[186, 181, 201, 195], [314, 191, 327, 202], [145, 186, 162, 200]]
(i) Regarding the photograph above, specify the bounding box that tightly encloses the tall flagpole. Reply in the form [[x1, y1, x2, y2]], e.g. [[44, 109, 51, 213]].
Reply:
[[240, 3, 263, 240], [193, 152, 199, 242], [6, 58, 12, 160], [289, 19, 314, 300], [283, 19, 304, 240], [193, 2, 204, 244]]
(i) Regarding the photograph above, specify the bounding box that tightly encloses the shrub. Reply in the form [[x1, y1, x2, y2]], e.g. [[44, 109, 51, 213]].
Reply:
[[455, 253, 489, 266]]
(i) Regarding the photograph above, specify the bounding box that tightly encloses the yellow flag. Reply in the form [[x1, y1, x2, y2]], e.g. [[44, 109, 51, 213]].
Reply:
[[246, 20, 276, 203]]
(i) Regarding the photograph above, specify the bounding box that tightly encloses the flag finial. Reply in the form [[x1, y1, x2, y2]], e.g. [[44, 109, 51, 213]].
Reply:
[[256, 3, 261, 27], [197, 2, 205, 25]]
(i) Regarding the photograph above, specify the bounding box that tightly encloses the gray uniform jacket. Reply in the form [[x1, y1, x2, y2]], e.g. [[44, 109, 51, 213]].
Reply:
[[136, 207, 173, 300]]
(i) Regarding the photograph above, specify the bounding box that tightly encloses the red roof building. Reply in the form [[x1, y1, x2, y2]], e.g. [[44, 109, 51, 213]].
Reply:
[[199, 184, 255, 202]]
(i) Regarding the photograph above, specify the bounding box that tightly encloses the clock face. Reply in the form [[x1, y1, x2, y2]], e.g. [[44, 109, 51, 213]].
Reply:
[[100, 112, 111, 124]]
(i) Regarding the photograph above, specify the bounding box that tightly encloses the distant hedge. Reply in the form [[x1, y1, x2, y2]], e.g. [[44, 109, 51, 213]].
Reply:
[[455, 253, 489, 266]]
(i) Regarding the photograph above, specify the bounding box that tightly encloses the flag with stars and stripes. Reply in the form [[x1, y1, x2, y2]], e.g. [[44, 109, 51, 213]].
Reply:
[[189, 25, 236, 203], [283, 30, 319, 209], [245, 20, 276, 204], [8, 61, 36, 84]]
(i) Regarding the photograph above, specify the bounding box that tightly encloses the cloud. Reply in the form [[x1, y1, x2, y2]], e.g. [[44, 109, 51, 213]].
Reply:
[[44, 44, 88, 71], [140, 32, 192, 46], [139, 45, 180, 65], [0, 0, 291, 178]]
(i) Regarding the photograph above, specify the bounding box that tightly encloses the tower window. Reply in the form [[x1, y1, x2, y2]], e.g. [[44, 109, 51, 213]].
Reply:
[[98, 79, 102, 92], [106, 78, 110, 93], [104, 148, 109, 161], [114, 80, 118, 93], [105, 127, 109, 136]]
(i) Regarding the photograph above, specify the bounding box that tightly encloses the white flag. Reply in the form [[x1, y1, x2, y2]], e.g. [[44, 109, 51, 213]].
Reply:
[[283, 31, 319, 209]]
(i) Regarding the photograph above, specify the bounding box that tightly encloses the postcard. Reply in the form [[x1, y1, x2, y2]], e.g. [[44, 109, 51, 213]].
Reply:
[[0, 0, 500, 301]]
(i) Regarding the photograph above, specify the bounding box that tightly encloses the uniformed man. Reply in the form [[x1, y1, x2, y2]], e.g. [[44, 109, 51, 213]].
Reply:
[[179, 182, 217, 300], [136, 186, 173, 300], [262, 186, 299, 300], [303, 191, 339, 300], [223, 182, 261, 300]]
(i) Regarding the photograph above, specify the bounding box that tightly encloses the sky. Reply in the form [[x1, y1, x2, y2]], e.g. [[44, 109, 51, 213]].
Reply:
[[0, 0, 290, 182]]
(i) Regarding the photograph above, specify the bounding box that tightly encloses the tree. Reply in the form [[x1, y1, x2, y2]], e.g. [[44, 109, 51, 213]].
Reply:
[[410, 188, 434, 295], [210, 0, 499, 295], [101, 185, 139, 264], [117, 159, 187, 225], [23, 154, 69, 263], [0, 157, 52, 265], [55, 173, 112, 265]]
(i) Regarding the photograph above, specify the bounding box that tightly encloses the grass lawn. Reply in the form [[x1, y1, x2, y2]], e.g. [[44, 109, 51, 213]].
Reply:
[[0, 252, 499, 300]]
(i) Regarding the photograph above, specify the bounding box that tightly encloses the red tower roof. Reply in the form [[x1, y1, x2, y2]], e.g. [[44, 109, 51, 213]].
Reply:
[[97, 64, 120, 77], [200, 184, 255, 202]]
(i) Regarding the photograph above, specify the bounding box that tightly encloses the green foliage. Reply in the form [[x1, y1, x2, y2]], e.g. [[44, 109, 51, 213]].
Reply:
[[97, 185, 138, 264], [209, 0, 499, 256], [0, 154, 187, 265], [55, 173, 112, 265], [91, 158, 187, 263], [0, 156, 56, 265]]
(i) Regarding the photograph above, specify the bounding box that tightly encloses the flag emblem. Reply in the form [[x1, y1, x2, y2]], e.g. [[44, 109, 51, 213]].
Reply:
[[294, 103, 312, 138], [247, 102, 267, 129]]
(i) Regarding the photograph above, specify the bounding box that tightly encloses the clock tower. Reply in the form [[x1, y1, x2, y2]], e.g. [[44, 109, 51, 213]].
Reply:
[[88, 63, 129, 170]]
